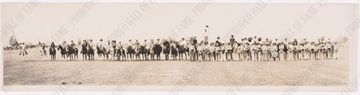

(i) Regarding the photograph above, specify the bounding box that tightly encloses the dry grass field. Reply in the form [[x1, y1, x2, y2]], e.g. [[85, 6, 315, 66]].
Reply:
[[3, 47, 349, 86]]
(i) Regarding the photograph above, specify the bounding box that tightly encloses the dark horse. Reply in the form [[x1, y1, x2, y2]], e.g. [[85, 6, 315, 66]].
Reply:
[[74, 48, 79, 59], [163, 40, 171, 60], [139, 45, 148, 60], [96, 46, 103, 57], [57, 45, 67, 59], [87, 45, 95, 60], [67, 45, 76, 61], [116, 46, 126, 61], [49, 45, 56, 60], [81, 42, 88, 60], [154, 44, 162, 60], [170, 43, 179, 60], [96, 45, 107, 60], [127, 45, 135, 60], [179, 44, 188, 60]]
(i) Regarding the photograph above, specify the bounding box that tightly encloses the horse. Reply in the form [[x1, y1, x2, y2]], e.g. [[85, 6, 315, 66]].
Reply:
[[170, 43, 179, 60], [134, 45, 141, 60], [104, 45, 117, 61], [116, 46, 126, 61], [96, 46, 104, 57], [67, 45, 75, 61], [154, 44, 162, 60], [163, 41, 171, 60], [103, 47, 112, 60], [126, 45, 135, 60], [87, 45, 95, 60], [189, 44, 197, 61], [149, 44, 155, 60], [139, 45, 148, 60], [74, 48, 79, 60], [57, 45, 67, 59], [178, 44, 187, 60], [111, 45, 118, 60], [49, 46, 56, 60], [96, 45, 108, 60], [81, 43, 88, 60]]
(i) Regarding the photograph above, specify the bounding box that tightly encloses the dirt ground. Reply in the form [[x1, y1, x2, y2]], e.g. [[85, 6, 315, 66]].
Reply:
[[3, 48, 349, 86]]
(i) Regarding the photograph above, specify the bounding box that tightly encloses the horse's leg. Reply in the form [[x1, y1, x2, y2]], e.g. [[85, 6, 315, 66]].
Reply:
[[181, 53, 184, 60], [130, 53, 133, 60], [158, 53, 161, 60], [142, 54, 145, 60], [143, 53, 146, 60], [143, 53, 148, 60], [137, 53, 140, 60], [129, 53, 132, 60], [152, 53, 155, 60], [167, 54, 169, 60], [156, 53, 158, 60], [91, 54, 93, 60], [105, 53, 108, 60], [70, 54, 73, 61], [127, 53, 130, 60], [173, 54, 175, 60], [136, 53, 139, 60], [135, 54, 138, 60], [84, 54, 87, 60], [122, 53, 125, 60], [135, 53, 138, 60], [132, 53, 135, 60]]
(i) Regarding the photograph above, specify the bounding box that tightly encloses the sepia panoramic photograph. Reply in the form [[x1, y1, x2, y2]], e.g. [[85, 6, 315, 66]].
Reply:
[[1, 0, 358, 92]]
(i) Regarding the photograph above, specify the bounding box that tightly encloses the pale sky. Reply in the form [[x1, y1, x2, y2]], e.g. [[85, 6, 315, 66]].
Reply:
[[1, 3, 357, 46]]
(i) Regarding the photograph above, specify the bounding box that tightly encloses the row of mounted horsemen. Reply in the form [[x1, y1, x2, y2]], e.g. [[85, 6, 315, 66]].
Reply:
[[38, 36, 339, 61], [46, 38, 203, 61]]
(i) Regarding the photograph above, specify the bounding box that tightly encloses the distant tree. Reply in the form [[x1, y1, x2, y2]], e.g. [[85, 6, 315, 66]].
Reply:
[[9, 35, 19, 47]]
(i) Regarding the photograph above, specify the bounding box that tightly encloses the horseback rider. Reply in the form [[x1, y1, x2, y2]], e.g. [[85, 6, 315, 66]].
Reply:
[[88, 39, 95, 60], [215, 36, 223, 61], [97, 39, 106, 57], [49, 42, 56, 60], [81, 40, 88, 60]]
